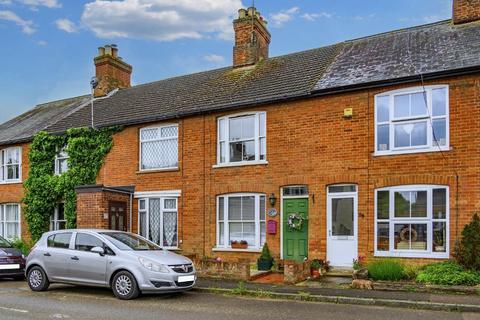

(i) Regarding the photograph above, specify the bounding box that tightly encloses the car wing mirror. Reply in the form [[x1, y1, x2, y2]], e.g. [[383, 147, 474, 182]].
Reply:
[[91, 246, 105, 256]]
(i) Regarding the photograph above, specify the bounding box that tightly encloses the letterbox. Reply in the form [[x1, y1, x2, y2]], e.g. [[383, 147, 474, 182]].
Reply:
[[267, 220, 277, 235]]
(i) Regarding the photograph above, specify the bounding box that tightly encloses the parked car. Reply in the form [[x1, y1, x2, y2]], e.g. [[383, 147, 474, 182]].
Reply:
[[0, 235, 26, 280], [26, 230, 196, 300]]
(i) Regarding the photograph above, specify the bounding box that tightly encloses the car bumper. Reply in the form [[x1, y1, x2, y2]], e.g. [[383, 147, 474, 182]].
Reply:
[[137, 271, 197, 293], [0, 267, 25, 278]]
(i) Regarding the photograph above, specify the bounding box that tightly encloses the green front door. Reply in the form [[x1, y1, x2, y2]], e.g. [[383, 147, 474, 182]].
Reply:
[[283, 198, 308, 261]]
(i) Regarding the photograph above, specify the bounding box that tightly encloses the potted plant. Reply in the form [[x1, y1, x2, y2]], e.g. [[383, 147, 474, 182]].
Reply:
[[231, 240, 248, 249], [257, 243, 274, 271], [310, 259, 322, 278]]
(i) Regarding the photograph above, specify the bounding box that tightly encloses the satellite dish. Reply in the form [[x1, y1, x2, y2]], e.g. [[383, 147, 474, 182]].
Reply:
[[90, 76, 98, 89]]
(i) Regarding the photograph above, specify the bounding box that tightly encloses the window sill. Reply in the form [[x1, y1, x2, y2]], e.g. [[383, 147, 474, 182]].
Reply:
[[374, 146, 451, 157], [212, 247, 262, 253], [137, 167, 179, 174], [374, 251, 449, 259], [0, 180, 22, 185], [212, 161, 268, 169]]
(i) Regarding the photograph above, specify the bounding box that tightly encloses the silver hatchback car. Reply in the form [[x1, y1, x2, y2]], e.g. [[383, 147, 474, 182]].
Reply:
[[26, 229, 196, 300]]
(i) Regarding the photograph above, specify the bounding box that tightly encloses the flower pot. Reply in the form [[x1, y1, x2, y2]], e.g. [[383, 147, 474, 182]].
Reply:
[[231, 242, 248, 249], [311, 268, 321, 278], [257, 258, 273, 271]]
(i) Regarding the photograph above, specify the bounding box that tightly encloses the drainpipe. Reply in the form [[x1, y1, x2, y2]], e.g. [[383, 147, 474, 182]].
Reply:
[[129, 193, 133, 233]]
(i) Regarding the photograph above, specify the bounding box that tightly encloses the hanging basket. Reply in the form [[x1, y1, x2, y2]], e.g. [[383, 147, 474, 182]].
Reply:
[[287, 213, 305, 231]]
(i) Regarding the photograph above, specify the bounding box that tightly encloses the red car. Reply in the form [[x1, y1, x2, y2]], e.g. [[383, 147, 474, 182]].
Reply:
[[0, 236, 25, 280]]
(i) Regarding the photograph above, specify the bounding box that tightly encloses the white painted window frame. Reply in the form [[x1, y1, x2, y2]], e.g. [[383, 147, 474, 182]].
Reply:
[[374, 185, 449, 259], [0, 203, 21, 240], [216, 193, 266, 250], [374, 85, 450, 156], [54, 147, 69, 176], [216, 112, 267, 167], [0, 147, 21, 184], [137, 196, 179, 249], [139, 124, 179, 171], [50, 203, 66, 231]]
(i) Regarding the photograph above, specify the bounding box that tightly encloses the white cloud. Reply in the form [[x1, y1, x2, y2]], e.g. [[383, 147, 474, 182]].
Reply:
[[301, 12, 332, 22], [36, 39, 47, 45], [270, 7, 300, 27], [81, 0, 242, 42], [203, 54, 225, 63], [0, 0, 13, 5], [353, 13, 376, 21], [16, 0, 60, 8], [55, 18, 76, 33], [0, 10, 35, 34]]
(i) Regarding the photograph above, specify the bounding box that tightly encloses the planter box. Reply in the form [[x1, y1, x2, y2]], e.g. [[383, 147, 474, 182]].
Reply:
[[231, 243, 248, 249]]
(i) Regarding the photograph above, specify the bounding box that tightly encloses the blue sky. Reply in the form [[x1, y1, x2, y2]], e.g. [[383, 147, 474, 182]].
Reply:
[[0, 0, 453, 123]]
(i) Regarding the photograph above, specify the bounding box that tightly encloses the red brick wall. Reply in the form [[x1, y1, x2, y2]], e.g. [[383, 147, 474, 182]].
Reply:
[[233, 18, 270, 67], [453, 0, 480, 24]]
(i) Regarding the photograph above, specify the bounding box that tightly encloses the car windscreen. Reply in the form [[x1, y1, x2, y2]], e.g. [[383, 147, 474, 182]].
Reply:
[[0, 236, 11, 248], [100, 232, 162, 251]]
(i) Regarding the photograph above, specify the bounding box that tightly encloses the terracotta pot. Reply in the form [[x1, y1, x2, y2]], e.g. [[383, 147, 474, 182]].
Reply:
[[231, 243, 248, 249], [311, 269, 321, 278]]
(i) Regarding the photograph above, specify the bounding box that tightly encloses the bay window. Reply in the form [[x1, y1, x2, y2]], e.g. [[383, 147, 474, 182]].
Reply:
[[140, 125, 178, 170], [375, 185, 448, 258], [217, 112, 266, 165], [138, 197, 178, 248], [375, 86, 449, 155], [1, 147, 21, 183], [0, 204, 21, 239], [216, 194, 266, 249]]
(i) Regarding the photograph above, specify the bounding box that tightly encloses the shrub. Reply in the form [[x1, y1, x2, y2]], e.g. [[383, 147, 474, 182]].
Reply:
[[403, 264, 424, 280], [353, 256, 366, 271], [259, 243, 272, 261], [366, 259, 405, 281], [10, 238, 33, 256], [416, 261, 480, 286], [454, 213, 480, 271]]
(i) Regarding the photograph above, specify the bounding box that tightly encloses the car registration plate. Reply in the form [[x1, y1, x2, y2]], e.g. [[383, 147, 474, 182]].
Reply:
[[178, 275, 195, 283], [0, 264, 20, 270]]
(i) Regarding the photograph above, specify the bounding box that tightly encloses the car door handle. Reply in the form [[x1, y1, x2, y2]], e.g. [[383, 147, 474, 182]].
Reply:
[[71, 256, 79, 261], [43, 253, 51, 257]]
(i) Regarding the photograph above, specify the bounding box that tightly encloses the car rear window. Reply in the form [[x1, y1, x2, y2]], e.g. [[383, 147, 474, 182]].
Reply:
[[47, 233, 72, 249]]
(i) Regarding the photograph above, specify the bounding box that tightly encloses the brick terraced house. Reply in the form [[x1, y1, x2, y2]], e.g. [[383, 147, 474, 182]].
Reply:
[[0, 1, 479, 268]]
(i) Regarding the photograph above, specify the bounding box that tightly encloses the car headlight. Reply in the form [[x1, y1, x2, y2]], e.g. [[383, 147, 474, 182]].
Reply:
[[138, 257, 169, 273]]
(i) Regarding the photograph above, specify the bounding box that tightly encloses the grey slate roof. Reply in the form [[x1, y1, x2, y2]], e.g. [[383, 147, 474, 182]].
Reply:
[[0, 95, 89, 145], [1, 19, 480, 145]]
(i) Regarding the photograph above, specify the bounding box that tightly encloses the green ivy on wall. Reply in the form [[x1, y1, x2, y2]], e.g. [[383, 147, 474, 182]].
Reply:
[[23, 127, 119, 241]]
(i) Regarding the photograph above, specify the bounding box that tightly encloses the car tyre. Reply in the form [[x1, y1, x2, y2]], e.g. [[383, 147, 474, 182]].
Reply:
[[112, 271, 140, 300], [27, 266, 50, 291]]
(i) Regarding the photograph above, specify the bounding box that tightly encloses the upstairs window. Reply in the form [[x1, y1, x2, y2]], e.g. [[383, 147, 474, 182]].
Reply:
[[140, 125, 178, 170], [54, 147, 69, 175], [1, 147, 21, 183], [217, 112, 266, 165], [375, 86, 449, 155]]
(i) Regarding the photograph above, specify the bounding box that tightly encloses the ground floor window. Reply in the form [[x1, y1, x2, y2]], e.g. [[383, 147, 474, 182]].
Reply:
[[138, 197, 178, 248], [50, 203, 66, 231], [216, 193, 266, 249], [375, 185, 448, 258], [0, 204, 20, 239]]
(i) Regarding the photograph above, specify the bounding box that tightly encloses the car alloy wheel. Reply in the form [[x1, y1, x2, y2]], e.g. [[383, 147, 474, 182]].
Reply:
[[115, 275, 132, 296], [29, 269, 42, 288]]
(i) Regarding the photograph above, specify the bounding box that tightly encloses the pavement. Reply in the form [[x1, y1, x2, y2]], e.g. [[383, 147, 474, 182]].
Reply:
[[1, 279, 479, 320]]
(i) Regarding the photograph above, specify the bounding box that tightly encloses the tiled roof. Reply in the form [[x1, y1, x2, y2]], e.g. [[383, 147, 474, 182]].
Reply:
[[1, 20, 480, 144]]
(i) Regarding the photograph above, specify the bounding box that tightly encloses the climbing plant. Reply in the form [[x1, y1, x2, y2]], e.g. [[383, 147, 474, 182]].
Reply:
[[23, 127, 119, 241]]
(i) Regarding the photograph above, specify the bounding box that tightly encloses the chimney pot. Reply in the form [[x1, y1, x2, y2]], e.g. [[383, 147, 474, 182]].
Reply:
[[238, 8, 247, 19], [98, 46, 105, 56]]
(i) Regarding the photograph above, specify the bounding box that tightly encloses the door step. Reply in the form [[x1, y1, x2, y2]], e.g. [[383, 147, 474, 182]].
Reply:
[[326, 267, 353, 278]]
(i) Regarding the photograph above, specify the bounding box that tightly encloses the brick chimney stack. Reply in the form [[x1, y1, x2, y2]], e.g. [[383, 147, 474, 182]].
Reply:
[[453, 0, 480, 24], [233, 7, 271, 68], [93, 45, 132, 97]]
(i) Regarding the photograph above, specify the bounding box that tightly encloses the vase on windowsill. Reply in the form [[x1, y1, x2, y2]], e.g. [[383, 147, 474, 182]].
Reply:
[[231, 240, 248, 249]]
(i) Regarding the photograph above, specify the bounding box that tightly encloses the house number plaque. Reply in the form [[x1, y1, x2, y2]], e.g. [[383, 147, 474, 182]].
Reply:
[[267, 208, 277, 217]]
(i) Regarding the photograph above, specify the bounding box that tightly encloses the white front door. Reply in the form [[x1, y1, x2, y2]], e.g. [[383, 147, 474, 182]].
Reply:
[[326, 185, 358, 267]]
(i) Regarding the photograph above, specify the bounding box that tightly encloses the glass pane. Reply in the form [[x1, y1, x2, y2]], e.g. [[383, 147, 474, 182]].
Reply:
[[58, 221, 66, 230], [57, 203, 65, 220], [229, 118, 242, 141], [411, 224, 427, 250], [228, 197, 242, 220], [218, 119, 225, 141], [394, 224, 408, 250], [6, 149, 19, 164], [141, 139, 178, 169], [377, 223, 389, 251], [242, 196, 255, 220], [377, 191, 389, 219], [139, 212, 147, 237], [6, 223, 18, 239], [259, 137, 266, 160], [59, 159, 68, 174], [260, 222, 266, 246], [219, 142, 225, 163], [75, 233, 103, 252], [242, 116, 255, 140], [243, 222, 255, 245], [164, 199, 176, 209], [141, 128, 158, 141], [218, 222, 224, 246], [394, 192, 410, 218], [218, 197, 224, 221], [411, 191, 427, 218], [284, 186, 309, 196], [328, 185, 356, 193], [432, 88, 447, 116], [149, 199, 162, 245], [5, 205, 18, 221], [243, 140, 255, 161], [411, 92, 428, 116], [394, 124, 410, 148], [377, 124, 389, 151], [229, 142, 243, 162], [376, 96, 389, 122], [259, 196, 266, 221], [433, 189, 447, 219], [411, 122, 427, 146], [139, 199, 146, 211], [7, 165, 19, 180], [229, 222, 242, 243], [161, 126, 178, 138], [53, 233, 72, 249], [331, 198, 354, 236], [394, 224, 427, 250], [259, 113, 266, 137], [163, 211, 178, 247], [433, 222, 446, 252], [393, 94, 409, 118], [432, 119, 447, 146]]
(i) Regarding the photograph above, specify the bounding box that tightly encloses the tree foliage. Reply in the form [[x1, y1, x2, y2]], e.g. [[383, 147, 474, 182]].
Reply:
[[454, 213, 480, 271], [23, 127, 118, 241]]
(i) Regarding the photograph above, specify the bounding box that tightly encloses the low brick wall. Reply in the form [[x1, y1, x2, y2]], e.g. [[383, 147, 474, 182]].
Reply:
[[194, 258, 251, 281], [284, 260, 311, 284]]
